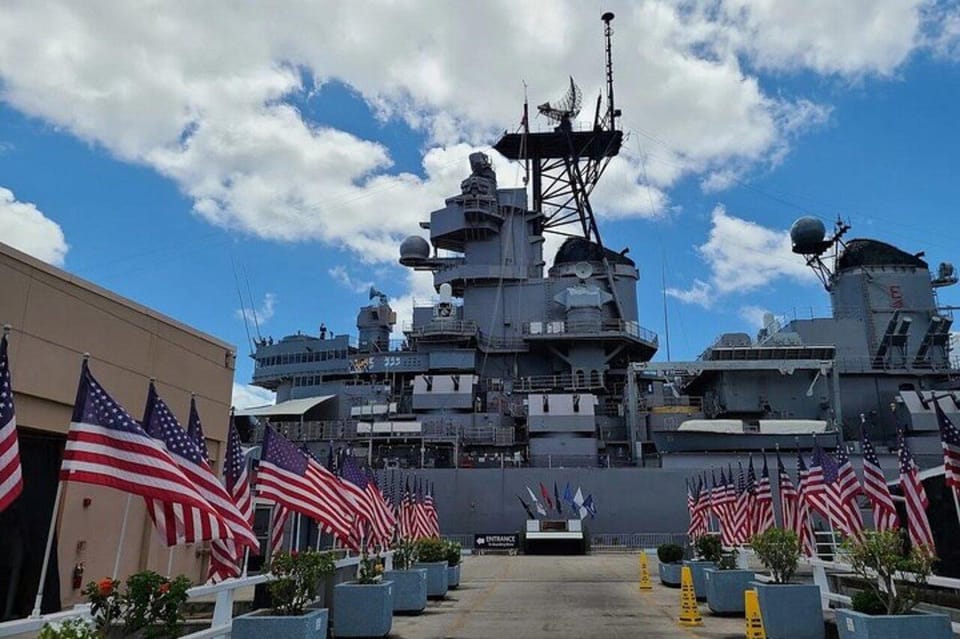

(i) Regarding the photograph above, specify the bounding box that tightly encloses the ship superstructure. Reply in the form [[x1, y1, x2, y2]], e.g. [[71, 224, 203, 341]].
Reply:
[[241, 15, 960, 474]]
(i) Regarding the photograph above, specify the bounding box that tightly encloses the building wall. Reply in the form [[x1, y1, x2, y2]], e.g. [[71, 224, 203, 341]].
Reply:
[[0, 241, 235, 611]]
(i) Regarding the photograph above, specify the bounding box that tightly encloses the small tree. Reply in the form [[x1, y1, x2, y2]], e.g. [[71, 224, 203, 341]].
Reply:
[[268, 550, 335, 616], [842, 530, 935, 615], [695, 534, 723, 563], [656, 543, 684, 564], [444, 540, 463, 567], [752, 528, 800, 584], [414, 538, 447, 563], [392, 539, 419, 570]]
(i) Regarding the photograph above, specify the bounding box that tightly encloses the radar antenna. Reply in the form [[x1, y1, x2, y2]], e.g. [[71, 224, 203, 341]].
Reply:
[[493, 12, 623, 248], [790, 216, 850, 291], [537, 77, 582, 125]]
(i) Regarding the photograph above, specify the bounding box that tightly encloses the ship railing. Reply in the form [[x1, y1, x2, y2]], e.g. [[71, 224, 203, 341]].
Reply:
[[402, 319, 478, 337], [514, 373, 606, 392], [0, 553, 394, 639], [251, 420, 359, 442], [522, 319, 658, 344], [477, 332, 528, 351], [527, 454, 622, 468]]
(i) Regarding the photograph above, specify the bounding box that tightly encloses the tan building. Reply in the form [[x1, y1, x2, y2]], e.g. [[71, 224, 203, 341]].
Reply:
[[0, 241, 236, 619]]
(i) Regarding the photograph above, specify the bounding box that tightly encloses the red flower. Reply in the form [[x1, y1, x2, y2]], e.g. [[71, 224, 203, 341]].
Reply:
[[97, 578, 114, 597], [158, 583, 170, 595], [290, 550, 299, 558]]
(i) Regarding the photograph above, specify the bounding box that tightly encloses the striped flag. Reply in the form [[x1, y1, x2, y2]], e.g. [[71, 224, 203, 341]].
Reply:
[[208, 419, 258, 582], [366, 469, 399, 542], [860, 429, 898, 531], [0, 332, 23, 513], [933, 398, 960, 498], [732, 463, 750, 544], [143, 384, 257, 550], [268, 503, 290, 556], [717, 468, 736, 547], [424, 482, 440, 537], [413, 479, 431, 539], [897, 431, 935, 551], [255, 425, 354, 545], [834, 446, 865, 541], [60, 363, 228, 539], [803, 444, 831, 523], [339, 454, 388, 547], [795, 452, 817, 557], [814, 445, 848, 534], [686, 480, 700, 540], [753, 455, 775, 536], [776, 450, 797, 532]]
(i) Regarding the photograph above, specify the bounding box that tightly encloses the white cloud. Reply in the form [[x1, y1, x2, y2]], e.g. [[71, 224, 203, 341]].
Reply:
[[0, 186, 68, 266], [667, 205, 816, 307], [329, 265, 373, 294], [235, 292, 276, 325], [231, 383, 275, 410], [739, 305, 784, 328]]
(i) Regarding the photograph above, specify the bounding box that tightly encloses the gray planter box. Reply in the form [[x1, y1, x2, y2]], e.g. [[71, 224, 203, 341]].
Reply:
[[414, 561, 449, 598], [752, 581, 825, 639], [683, 560, 715, 600], [332, 581, 394, 638], [659, 562, 682, 587], [836, 609, 953, 639], [383, 569, 427, 613], [232, 607, 328, 639], [704, 568, 754, 615], [448, 563, 461, 589]]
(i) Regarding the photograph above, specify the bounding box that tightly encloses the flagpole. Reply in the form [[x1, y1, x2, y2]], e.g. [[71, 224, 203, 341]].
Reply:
[[952, 487, 960, 530], [166, 546, 175, 577], [112, 493, 133, 579], [31, 479, 64, 618], [241, 547, 250, 578]]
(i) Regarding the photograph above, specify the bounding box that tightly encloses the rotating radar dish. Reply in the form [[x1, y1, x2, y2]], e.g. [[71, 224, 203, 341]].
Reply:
[[574, 262, 594, 281]]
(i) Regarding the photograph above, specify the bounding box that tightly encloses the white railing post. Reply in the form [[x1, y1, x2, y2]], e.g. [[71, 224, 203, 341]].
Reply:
[[811, 561, 831, 611], [210, 589, 234, 633]]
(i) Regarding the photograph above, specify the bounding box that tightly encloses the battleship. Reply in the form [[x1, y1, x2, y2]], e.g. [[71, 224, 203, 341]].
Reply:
[[236, 13, 960, 534]]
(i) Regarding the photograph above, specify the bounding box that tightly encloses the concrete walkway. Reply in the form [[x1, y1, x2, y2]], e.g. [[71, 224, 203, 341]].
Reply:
[[391, 554, 745, 639]]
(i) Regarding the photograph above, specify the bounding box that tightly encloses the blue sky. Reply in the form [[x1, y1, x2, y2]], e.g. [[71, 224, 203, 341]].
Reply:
[[1, 1, 959, 406]]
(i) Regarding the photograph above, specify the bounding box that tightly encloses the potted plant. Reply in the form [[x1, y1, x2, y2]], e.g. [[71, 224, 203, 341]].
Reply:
[[836, 530, 950, 638], [332, 552, 394, 638], [80, 571, 191, 638], [751, 527, 824, 639], [704, 549, 754, 615], [413, 538, 449, 598], [685, 534, 721, 600], [383, 539, 428, 614], [445, 540, 463, 589], [656, 543, 685, 587], [233, 550, 335, 639], [39, 619, 98, 639]]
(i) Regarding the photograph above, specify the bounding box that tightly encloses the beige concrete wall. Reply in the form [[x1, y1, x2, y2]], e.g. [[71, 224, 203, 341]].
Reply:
[[0, 241, 236, 604]]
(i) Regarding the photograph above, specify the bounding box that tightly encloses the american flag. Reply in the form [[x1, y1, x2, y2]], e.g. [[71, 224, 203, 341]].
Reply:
[[367, 469, 399, 542], [268, 503, 290, 556], [834, 446, 865, 540], [0, 333, 23, 513], [814, 445, 846, 534], [255, 425, 354, 545], [208, 418, 257, 583], [339, 454, 389, 547], [717, 468, 736, 547], [803, 444, 831, 523], [897, 431, 936, 551], [686, 479, 704, 540], [732, 463, 750, 544], [187, 396, 209, 461], [60, 364, 226, 535], [693, 475, 711, 534], [860, 429, 898, 531], [143, 384, 256, 550], [933, 398, 960, 495], [776, 450, 797, 532], [413, 478, 431, 539], [795, 452, 817, 557], [424, 481, 440, 537], [753, 455, 776, 536]]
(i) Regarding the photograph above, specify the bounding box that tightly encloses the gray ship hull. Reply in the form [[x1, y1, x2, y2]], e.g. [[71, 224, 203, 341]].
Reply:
[[651, 430, 841, 454]]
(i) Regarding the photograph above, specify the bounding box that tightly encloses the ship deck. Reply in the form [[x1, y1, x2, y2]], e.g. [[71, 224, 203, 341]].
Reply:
[[392, 554, 744, 638]]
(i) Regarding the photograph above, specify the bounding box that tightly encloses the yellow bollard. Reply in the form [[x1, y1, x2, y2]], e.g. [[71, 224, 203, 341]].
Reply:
[[677, 566, 703, 627], [744, 589, 766, 639], [638, 552, 652, 591]]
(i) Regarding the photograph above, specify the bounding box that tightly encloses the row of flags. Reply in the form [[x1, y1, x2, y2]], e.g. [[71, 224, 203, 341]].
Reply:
[[262, 441, 442, 556], [685, 427, 938, 556], [516, 481, 596, 520], [0, 332, 441, 586]]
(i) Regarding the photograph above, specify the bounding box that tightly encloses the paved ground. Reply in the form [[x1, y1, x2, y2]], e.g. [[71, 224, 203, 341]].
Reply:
[[391, 554, 745, 639]]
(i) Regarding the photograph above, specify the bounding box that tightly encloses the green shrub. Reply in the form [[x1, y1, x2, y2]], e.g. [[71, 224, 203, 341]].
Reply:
[[269, 550, 335, 616], [82, 571, 191, 638], [392, 539, 419, 570], [414, 538, 447, 563], [717, 549, 739, 570], [851, 590, 887, 615], [38, 619, 97, 639], [695, 534, 723, 563], [751, 528, 800, 584], [841, 530, 935, 615], [357, 553, 385, 584], [444, 540, 462, 566], [657, 543, 684, 564]]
